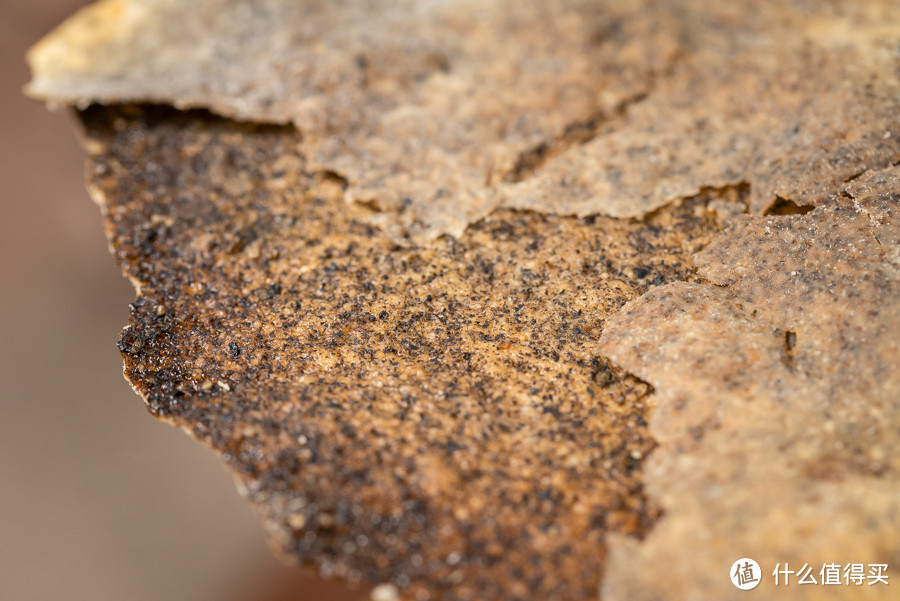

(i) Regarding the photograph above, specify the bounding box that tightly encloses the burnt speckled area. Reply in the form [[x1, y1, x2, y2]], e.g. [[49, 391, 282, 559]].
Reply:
[[80, 104, 740, 600]]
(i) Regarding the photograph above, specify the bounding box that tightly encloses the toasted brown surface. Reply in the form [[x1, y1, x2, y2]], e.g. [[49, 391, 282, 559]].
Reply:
[[80, 104, 747, 600], [27, 0, 900, 599]]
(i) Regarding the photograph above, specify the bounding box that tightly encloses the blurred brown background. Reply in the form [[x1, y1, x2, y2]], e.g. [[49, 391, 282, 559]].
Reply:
[[0, 2, 364, 600]]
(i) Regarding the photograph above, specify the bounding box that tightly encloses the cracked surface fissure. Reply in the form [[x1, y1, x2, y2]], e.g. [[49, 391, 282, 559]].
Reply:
[[501, 88, 653, 185]]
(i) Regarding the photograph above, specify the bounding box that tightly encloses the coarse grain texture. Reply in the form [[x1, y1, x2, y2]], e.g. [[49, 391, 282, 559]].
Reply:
[[26, 0, 900, 599], [598, 168, 900, 601], [79, 104, 743, 600], [30, 1, 900, 242]]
